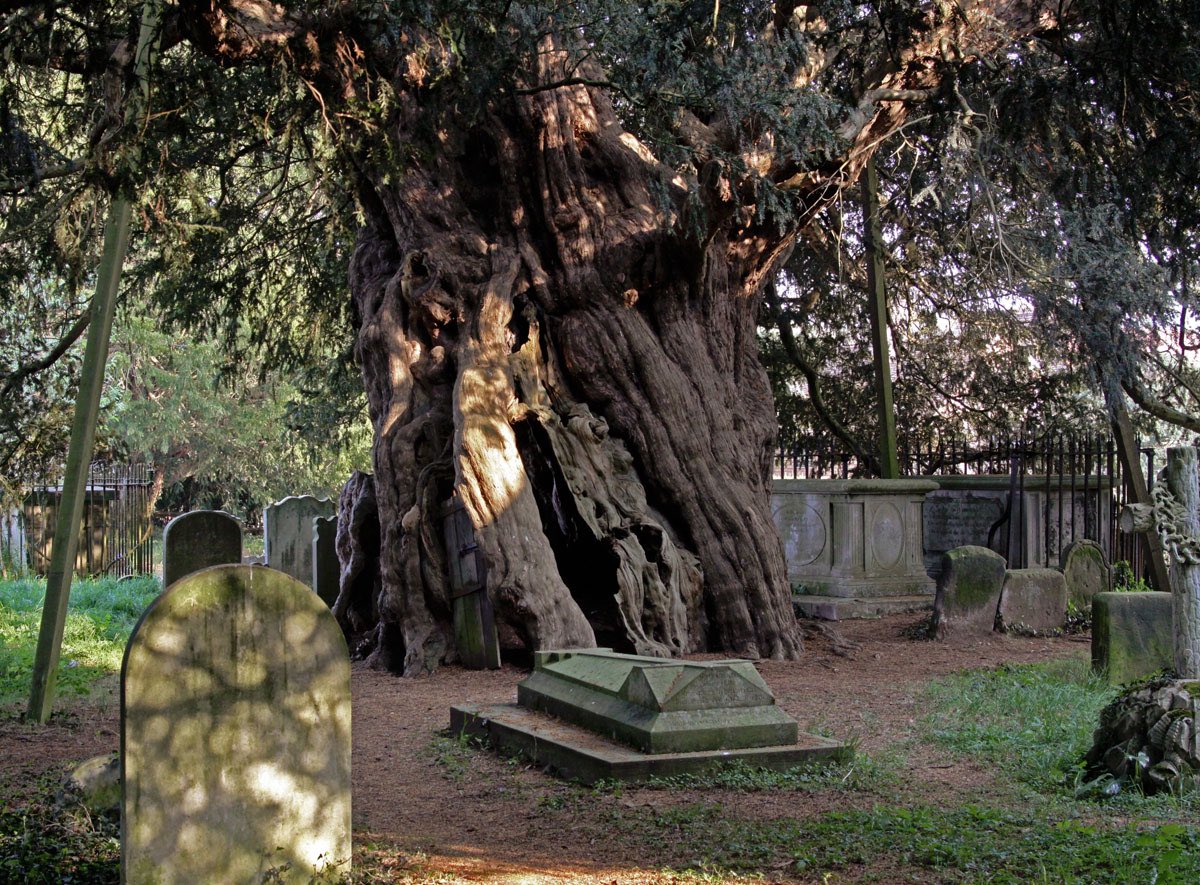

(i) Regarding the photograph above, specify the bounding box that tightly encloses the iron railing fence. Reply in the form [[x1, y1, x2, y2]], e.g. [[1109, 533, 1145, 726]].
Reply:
[[774, 431, 1159, 583], [3, 461, 155, 578]]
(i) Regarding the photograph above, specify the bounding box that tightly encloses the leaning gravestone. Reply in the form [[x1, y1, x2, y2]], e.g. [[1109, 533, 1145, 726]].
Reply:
[[264, 495, 335, 588], [162, 510, 242, 588], [1060, 539, 1112, 610], [311, 515, 339, 606], [930, 545, 1007, 637], [122, 565, 351, 884]]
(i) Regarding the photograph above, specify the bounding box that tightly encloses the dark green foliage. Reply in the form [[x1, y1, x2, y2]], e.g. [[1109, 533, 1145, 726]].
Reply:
[[0, 787, 119, 885]]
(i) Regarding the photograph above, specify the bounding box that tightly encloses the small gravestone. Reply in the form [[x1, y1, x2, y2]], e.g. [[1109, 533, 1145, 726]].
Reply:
[[264, 495, 335, 588], [162, 510, 242, 588], [1060, 540, 1111, 610], [997, 568, 1068, 633], [1092, 591, 1174, 685], [312, 515, 339, 606], [930, 545, 1006, 636], [122, 565, 351, 884]]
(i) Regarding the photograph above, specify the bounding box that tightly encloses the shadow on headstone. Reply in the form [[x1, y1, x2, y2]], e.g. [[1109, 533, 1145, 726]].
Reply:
[[121, 564, 351, 883], [162, 510, 242, 588]]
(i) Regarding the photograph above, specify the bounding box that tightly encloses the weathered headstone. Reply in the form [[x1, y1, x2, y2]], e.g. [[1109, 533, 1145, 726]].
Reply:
[[264, 495, 335, 588], [1060, 539, 1112, 610], [1091, 591, 1174, 685], [162, 510, 242, 588], [930, 545, 1006, 636], [122, 565, 351, 884], [997, 568, 1068, 633], [312, 515, 339, 606]]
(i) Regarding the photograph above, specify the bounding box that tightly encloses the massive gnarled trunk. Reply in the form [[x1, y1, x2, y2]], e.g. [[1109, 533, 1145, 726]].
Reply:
[[339, 41, 802, 674]]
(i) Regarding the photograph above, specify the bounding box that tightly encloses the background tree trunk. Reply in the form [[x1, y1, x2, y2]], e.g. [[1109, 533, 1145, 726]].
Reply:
[[341, 40, 802, 673], [1165, 447, 1200, 679]]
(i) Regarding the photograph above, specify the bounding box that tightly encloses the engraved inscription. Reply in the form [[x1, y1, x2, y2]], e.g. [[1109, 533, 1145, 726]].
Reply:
[[923, 492, 1006, 552]]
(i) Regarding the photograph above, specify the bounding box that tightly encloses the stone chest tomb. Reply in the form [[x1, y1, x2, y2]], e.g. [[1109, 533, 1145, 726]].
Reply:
[[453, 649, 844, 783]]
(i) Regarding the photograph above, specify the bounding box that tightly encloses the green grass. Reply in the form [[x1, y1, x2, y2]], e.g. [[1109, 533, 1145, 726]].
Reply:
[[921, 656, 1116, 792], [616, 751, 900, 794], [0, 575, 160, 706], [642, 802, 1200, 883]]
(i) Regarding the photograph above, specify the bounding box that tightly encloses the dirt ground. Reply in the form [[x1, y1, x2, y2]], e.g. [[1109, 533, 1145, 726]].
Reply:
[[0, 613, 1091, 882]]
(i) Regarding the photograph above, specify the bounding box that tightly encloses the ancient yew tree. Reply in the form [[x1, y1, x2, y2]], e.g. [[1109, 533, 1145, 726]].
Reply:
[[3, 1, 1070, 673]]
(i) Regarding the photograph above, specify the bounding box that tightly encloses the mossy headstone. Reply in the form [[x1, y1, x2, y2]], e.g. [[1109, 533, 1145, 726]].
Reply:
[[121, 565, 351, 884], [930, 545, 1006, 636], [1092, 591, 1174, 685], [162, 510, 242, 588]]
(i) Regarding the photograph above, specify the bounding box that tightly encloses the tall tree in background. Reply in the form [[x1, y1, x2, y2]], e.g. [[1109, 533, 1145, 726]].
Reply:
[[764, 2, 1200, 461], [4, 2, 1090, 671]]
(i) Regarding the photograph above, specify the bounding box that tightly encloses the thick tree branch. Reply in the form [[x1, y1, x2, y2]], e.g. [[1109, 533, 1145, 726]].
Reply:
[[1123, 377, 1200, 434], [0, 310, 90, 400]]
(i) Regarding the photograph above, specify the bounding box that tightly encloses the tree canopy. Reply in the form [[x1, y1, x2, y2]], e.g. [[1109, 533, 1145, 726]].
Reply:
[[4, 1, 1198, 668]]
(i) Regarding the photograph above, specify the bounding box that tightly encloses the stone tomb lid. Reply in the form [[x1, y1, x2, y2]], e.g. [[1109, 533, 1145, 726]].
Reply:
[[517, 648, 798, 754], [531, 648, 776, 711]]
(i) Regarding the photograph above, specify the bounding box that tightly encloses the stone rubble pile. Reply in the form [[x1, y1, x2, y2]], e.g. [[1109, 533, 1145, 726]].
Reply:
[[1084, 677, 1200, 794]]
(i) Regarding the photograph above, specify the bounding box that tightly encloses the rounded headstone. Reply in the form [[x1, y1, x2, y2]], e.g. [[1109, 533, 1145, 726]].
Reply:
[[162, 510, 242, 588], [1060, 539, 1112, 610], [121, 565, 351, 883]]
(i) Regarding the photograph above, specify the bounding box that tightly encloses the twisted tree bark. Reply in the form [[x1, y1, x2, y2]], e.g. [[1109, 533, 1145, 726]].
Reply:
[[341, 38, 803, 673], [1165, 447, 1200, 679]]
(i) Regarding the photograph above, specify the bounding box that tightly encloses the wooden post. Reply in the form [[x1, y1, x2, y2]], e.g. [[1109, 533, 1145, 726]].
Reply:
[[1111, 399, 1172, 593], [27, 0, 161, 723], [1165, 447, 1200, 679], [861, 157, 900, 478]]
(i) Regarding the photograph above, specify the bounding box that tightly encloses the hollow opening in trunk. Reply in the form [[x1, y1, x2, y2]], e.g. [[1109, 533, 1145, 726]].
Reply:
[[512, 414, 633, 652]]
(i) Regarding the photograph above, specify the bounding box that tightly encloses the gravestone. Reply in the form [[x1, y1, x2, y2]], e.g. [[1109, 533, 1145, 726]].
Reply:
[[162, 510, 242, 588], [997, 568, 1068, 633], [1060, 539, 1112, 610], [311, 515, 339, 606], [772, 479, 937, 619], [930, 545, 1007, 636], [122, 565, 351, 884], [264, 495, 335, 588], [1092, 591, 1174, 685]]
